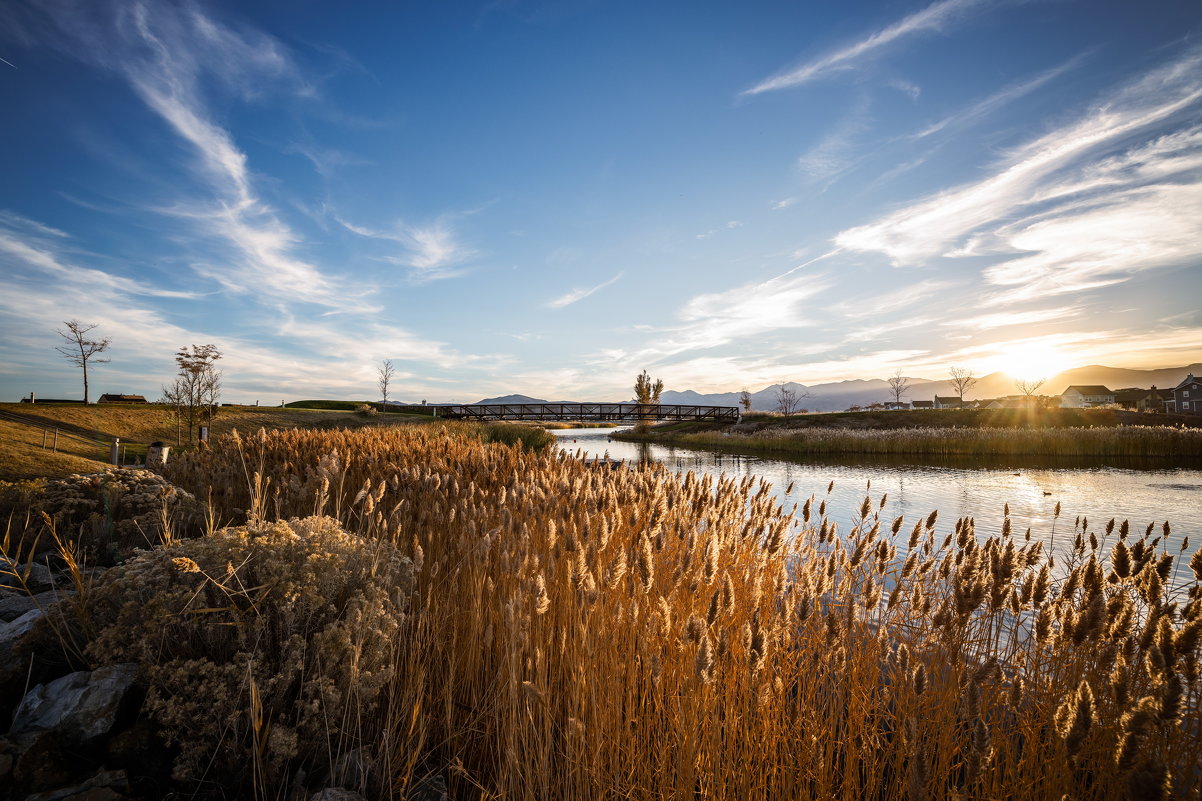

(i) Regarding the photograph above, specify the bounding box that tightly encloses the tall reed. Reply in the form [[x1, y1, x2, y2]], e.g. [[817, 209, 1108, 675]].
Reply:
[[39, 425, 1202, 798]]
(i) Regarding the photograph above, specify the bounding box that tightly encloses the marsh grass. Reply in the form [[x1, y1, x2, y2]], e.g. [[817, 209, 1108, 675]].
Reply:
[[632, 424, 1202, 459], [7, 424, 1201, 799]]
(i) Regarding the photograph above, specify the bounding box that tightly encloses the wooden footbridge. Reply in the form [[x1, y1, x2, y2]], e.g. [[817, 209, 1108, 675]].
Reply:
[[430, 403, 740, 423]]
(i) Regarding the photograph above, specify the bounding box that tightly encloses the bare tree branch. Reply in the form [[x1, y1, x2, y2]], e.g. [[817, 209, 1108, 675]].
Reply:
[[55, 320, 110, 404]]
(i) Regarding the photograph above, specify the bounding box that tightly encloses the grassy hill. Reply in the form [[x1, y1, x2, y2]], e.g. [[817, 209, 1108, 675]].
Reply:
[[0, 402, 433, 480]]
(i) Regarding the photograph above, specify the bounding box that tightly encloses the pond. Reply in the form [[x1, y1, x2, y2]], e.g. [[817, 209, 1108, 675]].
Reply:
[[552, 428, 1202, 566]]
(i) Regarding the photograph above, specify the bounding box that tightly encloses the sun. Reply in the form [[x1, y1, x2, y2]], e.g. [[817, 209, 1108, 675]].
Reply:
[[992, 342, 1072, 383]]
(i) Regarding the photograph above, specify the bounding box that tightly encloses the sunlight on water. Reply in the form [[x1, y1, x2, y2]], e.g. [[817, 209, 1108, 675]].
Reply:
[[554, 428, 1202, 565]]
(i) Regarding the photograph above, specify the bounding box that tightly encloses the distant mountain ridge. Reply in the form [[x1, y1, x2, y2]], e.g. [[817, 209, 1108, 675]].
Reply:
[[470, 363, 1200, 414]]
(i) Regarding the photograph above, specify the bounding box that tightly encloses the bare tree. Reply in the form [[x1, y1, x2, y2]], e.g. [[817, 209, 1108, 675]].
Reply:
[[55, 320, 110, 404], [949, 366, 977, 403], [738, 389, 752, 412], [887, 371, 911, 406], [1016, 376, 1046, 399], [775, 386, 801, 416], [159, 378, 187, 446], [174, 345, 222, 442], [378, 359, 396, 411]]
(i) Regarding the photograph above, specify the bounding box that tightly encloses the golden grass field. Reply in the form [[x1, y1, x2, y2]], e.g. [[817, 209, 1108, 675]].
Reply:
[[5, 424, 1195, 800]]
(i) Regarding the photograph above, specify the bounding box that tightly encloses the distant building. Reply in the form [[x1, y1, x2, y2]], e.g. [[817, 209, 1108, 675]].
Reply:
[[978, 399, 1004, 410], [934, 396, 962, 409], [1168, 374, 1202, 414], [98, 393, 147, 404], [1059, 385, 1115, 408], [883, 401, 911, 410], [1113, 386, 1170, 412], [911, 400, 934, 409]]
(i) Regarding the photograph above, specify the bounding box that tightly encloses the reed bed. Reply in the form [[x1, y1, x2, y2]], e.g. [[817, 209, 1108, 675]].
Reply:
[[22, 424, 1202, 799], [637, 424, 1202, 459]]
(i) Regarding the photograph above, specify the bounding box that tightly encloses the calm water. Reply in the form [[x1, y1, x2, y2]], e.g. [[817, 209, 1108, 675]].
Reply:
[[552, 428, 1202, 564]]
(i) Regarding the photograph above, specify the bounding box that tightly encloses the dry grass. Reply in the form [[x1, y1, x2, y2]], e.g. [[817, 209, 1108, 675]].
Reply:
[[0, 402, 434, 480], [627, 423, 1202, 459], [10, 425, 1201, 799]]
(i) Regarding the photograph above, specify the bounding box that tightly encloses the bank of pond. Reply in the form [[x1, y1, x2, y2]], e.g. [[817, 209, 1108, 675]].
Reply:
[[0, 424, 1197, 800]]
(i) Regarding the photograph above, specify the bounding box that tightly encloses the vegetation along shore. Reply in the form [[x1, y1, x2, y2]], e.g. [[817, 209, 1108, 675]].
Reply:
[[618, 408, 1202, 460], [0, 423, 1197, 799]]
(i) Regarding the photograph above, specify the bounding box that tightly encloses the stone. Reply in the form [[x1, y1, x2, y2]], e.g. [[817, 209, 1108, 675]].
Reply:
[[0, 589, 72, 622], [11, 664, 139, 747], [25, 768, 131, 801], [310, 790, 367, 801], [0, 557, 54, 592], [0, 607, 45, 646]]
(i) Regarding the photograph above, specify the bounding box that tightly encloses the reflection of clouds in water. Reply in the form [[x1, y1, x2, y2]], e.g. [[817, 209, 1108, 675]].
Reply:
[[553, 428, 1202, 565]]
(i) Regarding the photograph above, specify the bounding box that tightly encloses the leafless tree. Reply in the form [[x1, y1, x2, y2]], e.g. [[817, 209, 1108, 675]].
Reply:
[[775, 386, 806, 416], [174, 344, 222, 442], [887, 371, 911, 406], [55, 320, 110, 404], [378, 359, 396, 411], [1016, 376, 1046, 399], [738, 389, 752, 412], [949, 366, 977, 403], [159, 378, 187, 446]]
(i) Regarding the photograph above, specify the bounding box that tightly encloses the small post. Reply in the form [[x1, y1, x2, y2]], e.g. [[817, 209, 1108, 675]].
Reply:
[[110, 437, 120, 465], [199, 425, 209, 442], [52, 429, 58, 452], [42, 429, 47, 449]]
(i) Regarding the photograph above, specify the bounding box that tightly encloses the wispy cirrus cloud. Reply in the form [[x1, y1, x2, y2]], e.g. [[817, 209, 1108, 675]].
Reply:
[[696, 220, 743, 239], [911, 52, 1087, 139], [547, 272, 623, 309], [3, 0, 372, 310], [337, 216, 475, 280], [835, 46, 1202, 294], [743, 0, 990, 95]]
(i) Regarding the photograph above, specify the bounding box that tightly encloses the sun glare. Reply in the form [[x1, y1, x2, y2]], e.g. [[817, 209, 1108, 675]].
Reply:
[[992, 343, 1071, 383]]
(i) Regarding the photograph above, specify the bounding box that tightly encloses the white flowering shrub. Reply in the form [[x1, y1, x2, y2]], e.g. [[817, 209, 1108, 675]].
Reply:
[[81, 515, 415, 790]]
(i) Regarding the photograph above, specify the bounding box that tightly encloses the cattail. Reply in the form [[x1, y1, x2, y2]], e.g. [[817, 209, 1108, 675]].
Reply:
[[1056, 680, 1094, 756], [636, 532, 654, 593], [696, 632, 715, 683], [802, 497, 812, 523], [912, 663, 927, 696], [1159, 673, 1183, 722], [534, 574, 551, 614], [685, 615, 704, 643], [926, 510, 938, 530]]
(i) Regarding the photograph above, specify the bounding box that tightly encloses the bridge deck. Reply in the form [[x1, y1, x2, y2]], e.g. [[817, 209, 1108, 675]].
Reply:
[[431, 403, 739, 423]]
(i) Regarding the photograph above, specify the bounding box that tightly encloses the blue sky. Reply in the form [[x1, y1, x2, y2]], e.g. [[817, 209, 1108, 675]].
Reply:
[[1, 0, 1200, 404]]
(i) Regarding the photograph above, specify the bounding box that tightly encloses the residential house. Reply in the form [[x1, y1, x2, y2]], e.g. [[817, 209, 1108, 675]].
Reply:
[[978, 398, 1005, 410], [911, 400, 934, 409], [98, 394, 147, 404], [1169, 374, 1202, 414], [934, 396, 962, 409], [883, 401, 911, 410], [1059, 385, 1115, 408], [1114, 386, 1171, 412]]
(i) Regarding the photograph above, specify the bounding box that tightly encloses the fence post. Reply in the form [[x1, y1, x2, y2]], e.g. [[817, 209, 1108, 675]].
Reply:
[[110, 437, 120, 465], [52, 429, 58, 452], [42, 429, 47, 449]]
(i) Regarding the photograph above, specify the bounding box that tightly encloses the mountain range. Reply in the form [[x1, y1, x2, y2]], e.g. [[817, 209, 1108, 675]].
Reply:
[[469, 363, 1201, 413]]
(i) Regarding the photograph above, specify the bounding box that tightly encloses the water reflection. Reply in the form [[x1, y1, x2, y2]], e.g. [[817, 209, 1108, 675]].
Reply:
[[553, 427, 1202, 565]]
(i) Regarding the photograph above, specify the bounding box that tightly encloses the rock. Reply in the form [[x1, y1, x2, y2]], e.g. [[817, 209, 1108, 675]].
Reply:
[[0, 607, 45, 645], [310, 790, 367, 801], [0, 556, 54, 592], [25, 768, 131, 801], [0, 589, 72, 622], [332, 747, 373, 788], [408, 773, 448, 801], [12, 730, 78, 791], [11, 664, 139, 748]]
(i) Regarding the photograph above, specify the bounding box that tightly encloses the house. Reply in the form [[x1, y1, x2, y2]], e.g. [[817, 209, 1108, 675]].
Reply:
[[978, 398, 1005, 410], [883, 401, 911, 410], [1169, 374, 1202, 414], [911, 400, 934, 409], [1059, 385, 1115, 408], [1113, 387, 1171, 412], [934, 396, 962, 409], [98, 394, 147, 404]]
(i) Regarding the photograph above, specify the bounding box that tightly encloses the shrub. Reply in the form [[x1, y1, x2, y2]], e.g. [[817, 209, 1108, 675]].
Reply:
[[33, 469, 202, 562], [81, 515, 414, 791], [355, 403, 378, 416]]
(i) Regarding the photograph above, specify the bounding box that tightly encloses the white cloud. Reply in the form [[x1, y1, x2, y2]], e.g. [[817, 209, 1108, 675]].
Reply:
[[771, 197, 798, 210], [338, 216, 475, 280], [695, 220, 743, 239], [835, 48, 1202, 277], [547, 272, 623, 309], [743, 0, 989, 95]]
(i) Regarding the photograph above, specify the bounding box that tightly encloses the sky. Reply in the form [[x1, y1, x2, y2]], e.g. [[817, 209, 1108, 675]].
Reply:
[[1, 0, 1200, 404]]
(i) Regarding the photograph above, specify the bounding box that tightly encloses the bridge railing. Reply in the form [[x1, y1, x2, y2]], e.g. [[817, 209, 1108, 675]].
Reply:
[[430, 403, 740, 423]]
